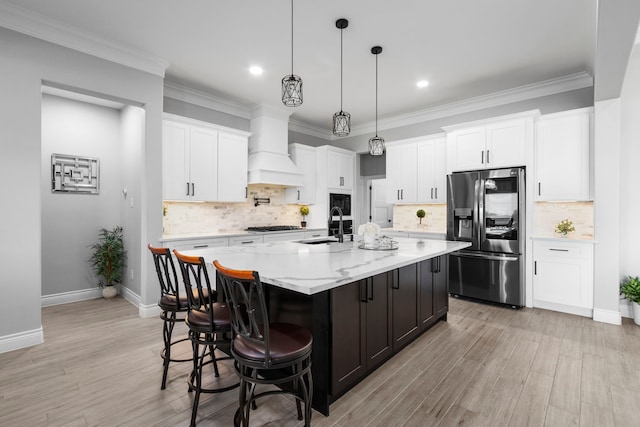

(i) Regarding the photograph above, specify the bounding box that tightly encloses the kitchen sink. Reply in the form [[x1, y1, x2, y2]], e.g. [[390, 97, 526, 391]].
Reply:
[[297, 238, 340, 245]]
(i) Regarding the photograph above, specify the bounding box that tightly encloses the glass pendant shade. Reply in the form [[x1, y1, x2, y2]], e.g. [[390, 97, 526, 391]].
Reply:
[[369, 135, 385, 156], [282, 75, 303, 107], [333, 111, 351, 136]]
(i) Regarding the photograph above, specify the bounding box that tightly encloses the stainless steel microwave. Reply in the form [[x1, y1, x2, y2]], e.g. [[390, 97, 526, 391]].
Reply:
[[329, 193, 351, 216]]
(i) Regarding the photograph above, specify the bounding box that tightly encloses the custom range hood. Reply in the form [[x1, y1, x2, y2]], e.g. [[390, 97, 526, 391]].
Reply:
[[248, 105, 303, 187]]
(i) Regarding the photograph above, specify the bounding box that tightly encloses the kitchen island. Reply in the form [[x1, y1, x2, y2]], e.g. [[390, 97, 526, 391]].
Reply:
[[182, 237, 470, 415]]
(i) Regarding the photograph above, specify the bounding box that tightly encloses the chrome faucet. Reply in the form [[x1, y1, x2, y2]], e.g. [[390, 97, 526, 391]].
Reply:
[[329, 206, 344, 243]]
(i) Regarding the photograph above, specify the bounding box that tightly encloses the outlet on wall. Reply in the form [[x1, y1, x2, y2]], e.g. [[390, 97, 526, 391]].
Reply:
[[130, 269, 134, 280]]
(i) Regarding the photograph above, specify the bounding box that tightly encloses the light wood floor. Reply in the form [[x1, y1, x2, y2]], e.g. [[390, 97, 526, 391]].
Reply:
[[1, 296, 639, 426]]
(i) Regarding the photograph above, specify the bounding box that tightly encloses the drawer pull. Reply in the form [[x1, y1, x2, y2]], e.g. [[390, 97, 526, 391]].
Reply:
[[241, 240, 253, 244], [193, 244, 209, 249], [549, 248, 569, 252]]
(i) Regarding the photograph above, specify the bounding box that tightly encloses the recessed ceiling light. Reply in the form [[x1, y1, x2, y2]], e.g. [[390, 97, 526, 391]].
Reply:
[[417, 80, 429, 88], [249, 66, 263, 75]]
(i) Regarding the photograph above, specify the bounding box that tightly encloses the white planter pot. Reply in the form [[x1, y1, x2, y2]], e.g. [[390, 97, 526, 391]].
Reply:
[[633, 301, 640, 326], [102, 285, 118, 299]]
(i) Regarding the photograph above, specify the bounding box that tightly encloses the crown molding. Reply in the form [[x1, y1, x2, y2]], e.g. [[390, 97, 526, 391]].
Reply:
[[345, 71, 594, 138], [0, 0, 168, 77], [164, 81, 252, 120], [288, 119, 333, 139]]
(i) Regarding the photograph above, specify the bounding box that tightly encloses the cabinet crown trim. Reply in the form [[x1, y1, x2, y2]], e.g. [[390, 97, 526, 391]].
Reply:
[[441, 109, 541, 132], [163, 113, 252, 137]]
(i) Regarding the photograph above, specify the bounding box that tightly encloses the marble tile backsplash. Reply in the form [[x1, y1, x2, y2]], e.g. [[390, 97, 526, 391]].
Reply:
[[534, 201, 594, 239], [392, 204, 447, 233], [163, 185, 302, 235]]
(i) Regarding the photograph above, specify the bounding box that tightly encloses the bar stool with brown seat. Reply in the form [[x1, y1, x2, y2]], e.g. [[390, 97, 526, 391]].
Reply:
[[174, 250, 239, 427], [148, 244, 213, 390], [213, 260, 313, 427]]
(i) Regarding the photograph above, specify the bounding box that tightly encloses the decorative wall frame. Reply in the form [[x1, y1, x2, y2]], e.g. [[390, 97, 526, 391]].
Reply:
[[51, 153, 100, 194]]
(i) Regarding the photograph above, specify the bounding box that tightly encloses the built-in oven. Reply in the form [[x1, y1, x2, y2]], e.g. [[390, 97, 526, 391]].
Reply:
[[329, 192, 351, 217]]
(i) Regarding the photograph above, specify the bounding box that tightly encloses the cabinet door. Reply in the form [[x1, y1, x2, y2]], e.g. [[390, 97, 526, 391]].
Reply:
[[533, 241, 593, 311], [419, 259, 435, 329], [228, 235, 264, 246], [331, 280, 366, 396], [217, 132, 248, 202], [392, 265, 420, 351], [433, 255, 448, 318], [416, 138, 446, 203], [449, 126, 486, 171], [366, 273, 393, 369], [328, 150, 354, 189], [485, 119, 526, 168], [535, 111, 590, 201], [386, 143, 417, 203], [189, 126, 219, 201], [262, 232, 305, 243], [286, 146, 316, 204], [162, 121, 190, 200]]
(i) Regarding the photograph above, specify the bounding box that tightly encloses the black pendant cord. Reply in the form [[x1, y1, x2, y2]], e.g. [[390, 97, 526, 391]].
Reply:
[[375, 52, 378, 137], [290, 0, 294, 76], [340, 25, 343, 112]]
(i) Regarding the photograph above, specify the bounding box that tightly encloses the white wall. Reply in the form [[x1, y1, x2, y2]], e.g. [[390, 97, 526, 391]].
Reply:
[[619, 44, 640, 315], [0, 27, 163, 352], [41, 95, 123, 297]]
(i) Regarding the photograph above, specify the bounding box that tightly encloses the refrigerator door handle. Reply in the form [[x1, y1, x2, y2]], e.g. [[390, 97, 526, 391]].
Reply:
[[452, 251, 520, 262]]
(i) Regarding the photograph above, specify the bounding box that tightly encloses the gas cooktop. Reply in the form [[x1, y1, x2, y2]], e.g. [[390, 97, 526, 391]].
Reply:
[[246, 225, 302, 232]]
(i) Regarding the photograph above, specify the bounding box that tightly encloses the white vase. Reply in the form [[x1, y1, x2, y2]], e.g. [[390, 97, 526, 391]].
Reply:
[[364, 234, 376, 246], [633, 301, 640, 326]]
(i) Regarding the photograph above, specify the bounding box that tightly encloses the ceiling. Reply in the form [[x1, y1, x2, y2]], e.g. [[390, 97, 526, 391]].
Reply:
[[2, 0, 598, 137]]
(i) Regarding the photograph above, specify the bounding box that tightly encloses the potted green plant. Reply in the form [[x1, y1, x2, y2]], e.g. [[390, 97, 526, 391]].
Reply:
[[299, 205, 309, 228], [620, 275, 640, 325], [88, 226, 127, 299], [416, 209, 426, 224], [555, 218, 575, 237]]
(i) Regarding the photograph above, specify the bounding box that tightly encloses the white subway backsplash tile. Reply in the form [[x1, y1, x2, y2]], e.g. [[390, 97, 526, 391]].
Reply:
[[163, 185, 302, 235]]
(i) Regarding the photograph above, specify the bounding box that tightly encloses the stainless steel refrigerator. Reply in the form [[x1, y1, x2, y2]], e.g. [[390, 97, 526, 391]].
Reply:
[[446, 167, 525, 307]]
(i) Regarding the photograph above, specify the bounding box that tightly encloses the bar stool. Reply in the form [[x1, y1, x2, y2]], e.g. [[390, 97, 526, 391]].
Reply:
[[148, 244, 214, 390], [213, 260, 313, 427], [174, 250, 239, 427]]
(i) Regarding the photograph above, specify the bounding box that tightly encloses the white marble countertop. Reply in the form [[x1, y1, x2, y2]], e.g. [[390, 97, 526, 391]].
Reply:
[[182, 237, 470, 295]]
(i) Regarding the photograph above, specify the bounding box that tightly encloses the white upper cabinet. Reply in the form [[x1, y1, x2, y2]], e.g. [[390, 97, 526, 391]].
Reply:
[[417, 136, 446, 203], [162, 114, 250, 202], [286, 144, 316, 204], [445, 112, 537, 172], [386, 141, 418, 203], [163, 121, 218, 201], [217, 132, 249, 202], [535, 108, 592, 201], [327, 149, 354, 190], [386, 134, 446, 204]]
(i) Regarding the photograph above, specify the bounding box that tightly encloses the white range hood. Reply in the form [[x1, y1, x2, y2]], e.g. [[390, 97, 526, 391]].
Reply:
[[247, 105, 303, 187]]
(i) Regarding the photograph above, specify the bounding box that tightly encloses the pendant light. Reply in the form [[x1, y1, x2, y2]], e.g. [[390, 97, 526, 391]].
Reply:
[[369, 46, 384, 156], [332, 18, 350, 136], [281, 0, 302, 107]]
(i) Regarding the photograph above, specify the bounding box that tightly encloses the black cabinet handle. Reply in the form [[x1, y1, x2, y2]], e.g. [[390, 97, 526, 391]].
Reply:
[[435, 187, 438, 199], [431, 188, 434, 199], [392, 270, 400, 290], [487, 150, 490, 164], [193, 244, 209, 249], [186, 182, 190, 196], [245, 187, 248, 198], [538, 182, 541, 196], [534, 261, 537, 275], [191, 183, 195, 196], [368, 278, 373, 301], [297, 190, 300, 200], [360, 280, 367, 303], [481, 150, 484, 164], [549, 248, 569, 252]]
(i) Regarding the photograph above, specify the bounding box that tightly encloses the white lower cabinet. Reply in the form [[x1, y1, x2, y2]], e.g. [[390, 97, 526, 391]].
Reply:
[[263, 232, 306, 243], [304, 230, 328, 239], [166, 237, 229, 253], [229, 235, 264, 246], [533, 239, 594, 317]]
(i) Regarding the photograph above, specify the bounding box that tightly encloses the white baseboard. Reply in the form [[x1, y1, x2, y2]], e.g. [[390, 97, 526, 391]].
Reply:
[[593, 308, 622, 325], [532, 300, 593, 318], [119, 286, 160, 318], [41, 288, 102, 307], [0, 327, 44, 354]]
